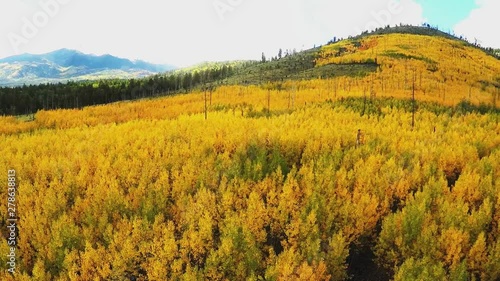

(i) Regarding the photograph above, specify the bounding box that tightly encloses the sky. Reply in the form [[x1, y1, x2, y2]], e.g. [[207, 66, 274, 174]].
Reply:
[[0, 0, 498, 67]]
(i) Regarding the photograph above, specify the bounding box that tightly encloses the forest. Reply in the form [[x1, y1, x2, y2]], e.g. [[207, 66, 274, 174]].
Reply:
[[1, 85, 499, 280], [0, 27, 499, 280], [0, 64, 237, 116]]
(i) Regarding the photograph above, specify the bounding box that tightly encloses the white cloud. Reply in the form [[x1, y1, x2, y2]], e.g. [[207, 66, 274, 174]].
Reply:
[[454, 0, 500, 48], [299, 0, 424, 40], [0, 0, 425, 67]]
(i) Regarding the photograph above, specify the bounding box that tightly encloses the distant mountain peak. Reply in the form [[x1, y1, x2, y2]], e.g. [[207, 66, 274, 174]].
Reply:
[[0, 50, 176, 86]]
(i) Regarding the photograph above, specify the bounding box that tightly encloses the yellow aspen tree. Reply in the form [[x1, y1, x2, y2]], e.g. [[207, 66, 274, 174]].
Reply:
[[467, 232, 488, 279], [326, 232, 349, 280], [439, 228, 470, 270], [485, 240, 500, 280], [393, 257, 447, 281]]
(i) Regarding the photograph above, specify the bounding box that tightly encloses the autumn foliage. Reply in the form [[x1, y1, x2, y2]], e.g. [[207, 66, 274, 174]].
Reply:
[[0, 32, 500, 280], [317, 33, 500, 107]]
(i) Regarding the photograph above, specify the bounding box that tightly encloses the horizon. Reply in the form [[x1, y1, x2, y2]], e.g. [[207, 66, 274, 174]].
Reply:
[[1, 0, 499, 67]]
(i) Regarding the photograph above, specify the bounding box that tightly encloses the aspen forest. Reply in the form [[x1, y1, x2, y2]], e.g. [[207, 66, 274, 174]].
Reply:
[[1, 29, 499, 280]]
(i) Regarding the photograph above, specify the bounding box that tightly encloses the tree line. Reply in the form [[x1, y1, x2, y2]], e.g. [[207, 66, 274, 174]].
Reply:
[[0, 65, 236, 116]]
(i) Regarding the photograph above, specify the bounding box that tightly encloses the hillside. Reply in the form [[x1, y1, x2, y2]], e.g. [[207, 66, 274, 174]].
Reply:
[[221, 26, 500, 107], [1, 27, 499, 116], [1, 90, 499, 280], [315, 32, 500, 106], [1, 26, 500, 280], [0, 49, 175, 86]]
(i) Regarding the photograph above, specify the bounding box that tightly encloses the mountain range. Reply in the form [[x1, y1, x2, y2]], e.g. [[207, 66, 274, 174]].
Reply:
[[0, 49, 175, 86]]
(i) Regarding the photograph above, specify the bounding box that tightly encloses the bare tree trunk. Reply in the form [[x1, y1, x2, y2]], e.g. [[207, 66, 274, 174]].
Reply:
[[412, 70, 416, 129], [204, 90, 208, 120]]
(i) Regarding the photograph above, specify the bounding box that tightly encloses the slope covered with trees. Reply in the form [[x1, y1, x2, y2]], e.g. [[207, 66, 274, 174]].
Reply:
[[2, 26, 498, 116], [0, 26, 499, 280], [1, 92, 499, 280], [317, 32, 500, 106]]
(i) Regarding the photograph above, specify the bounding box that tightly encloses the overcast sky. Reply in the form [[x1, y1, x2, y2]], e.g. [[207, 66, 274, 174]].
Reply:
[[0, 0, 498, 67]]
